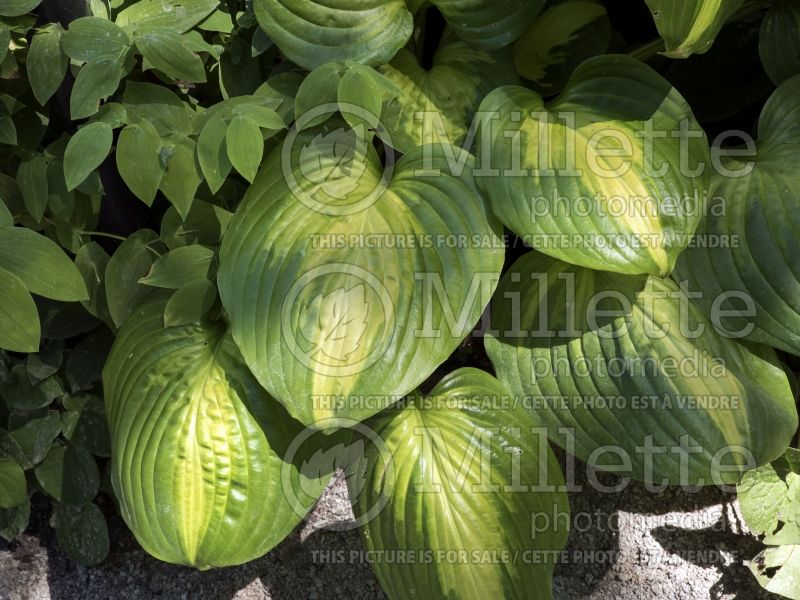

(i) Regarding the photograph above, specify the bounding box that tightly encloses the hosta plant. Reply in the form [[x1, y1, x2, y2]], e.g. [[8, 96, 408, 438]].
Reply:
[[0, 0, 798, 599]]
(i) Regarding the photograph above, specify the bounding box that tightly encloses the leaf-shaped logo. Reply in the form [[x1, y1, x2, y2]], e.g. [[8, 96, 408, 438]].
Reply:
[[298, 284, 369, 362], [297, 126, 369, 201]]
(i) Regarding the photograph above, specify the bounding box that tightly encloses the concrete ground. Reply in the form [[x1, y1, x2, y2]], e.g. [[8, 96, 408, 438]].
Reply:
[[0, 455, 781, 600]]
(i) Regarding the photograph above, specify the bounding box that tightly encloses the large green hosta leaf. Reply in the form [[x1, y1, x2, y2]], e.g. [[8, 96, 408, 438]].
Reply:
[[252, 0, 414, 70], [430, 0, 544, 50], [513, 0, 611, 95], [353, 368, 569, 600], [485, 252, 798, 485], [644, 0, 745, 58], [674, 76, 800, 356], [218, 130, 504, 427], [380, 36, 517, 154], [476, 54, 709, 276], [103, 299, 329, 568], [760, 0, 800, 85]]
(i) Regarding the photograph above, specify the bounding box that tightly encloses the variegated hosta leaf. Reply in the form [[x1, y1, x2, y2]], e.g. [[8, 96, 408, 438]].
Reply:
[[644, 0, 744, 58], [476, 54, 709, 276], [353, 368, 569, 600], [252, 0, 413, 70], [380, 36, 517, 153], [674, 76, 800, 356], [759, 0, 800, 85], [103, 299, 329, 568], [485, 252, 798, 485], [218, 128, 504, 427], [431, 0, 545, 50], [513, 0, 611, 95]]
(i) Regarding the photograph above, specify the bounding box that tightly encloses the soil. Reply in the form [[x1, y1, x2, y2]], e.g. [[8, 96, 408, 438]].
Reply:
[[0, 453, 781, 600]]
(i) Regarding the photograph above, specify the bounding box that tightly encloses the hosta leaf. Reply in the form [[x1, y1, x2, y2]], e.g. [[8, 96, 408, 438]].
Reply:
[[674, 76, 800, 356], [63, 122, 113, 191], [353, 368, 569, 600], [116, 119, 164, 205], [0, 458, 26, 508], [61, 17, 130, 63], [0, 267, 38, 352], [337, 64, 384, 132], [116, 0, 220, 35], [103, 299, 329, 568], [35, 444, 100, 506], [123, 81, 195, 136], [7, 410, 61, 467], [295, 62, 347, 130], [0, 499, 29, 542], [0, 365, 61, 410], [513, 0, 611, 95], [430, 0, 544, 50], [218, 131, 504, 427], [760, 0, 800, 85], [70, 59, 123, 120], [74, 242, 113, 326], [252, 0, 413, 70], [739, 448, 800, 545], [52, 502, 109, 566], [139, 245, 214, 289], [61, 394, 111, 456], [644, 0, 744, 58], [159, 133, 202, 219], [136, 31, 206, 83], [196, 113, 231, 193], [476, 54, 710, 276], [750, 545, 800, 600], [0, 227, 88, 301], [164, 278, 217, 327], [17, 155, 48, 222], [0, 0, 39, 16], [105, 229, 162, 327], [380, 37, 516, 154], [225, 114, 263, 183], [485, 251, 798, 484], [27, 24, 68, 105]]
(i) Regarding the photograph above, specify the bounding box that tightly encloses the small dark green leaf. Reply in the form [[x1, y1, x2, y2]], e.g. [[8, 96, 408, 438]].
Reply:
[[0, 267, 39, 352], [0, 227, 89, 301], [35, 443, 100, 505], [0, 0, 40, 17], [0, 497, 29, 541], [136, 31, 206, 82], [164, 278, 216, 326], [70, 59, 123, 120], [8, 410, 61, 466], [64, 122, 113, 191], [116, 119, 164, 205], [17, 155, 48, 222], [0, 116, 16, 146], [52, 502, 109, 566], [61, 17, 130, 62], [233, 103, 285, 131], [116, 0, 220, 34], [295, 62, 345, 130], [0, 365, 62, 411], [74, 242, 112, 326], [28, 24, 69, 105], [0, 458, 26, 508], [159, 133, 202, 219], [64, 329, 113, 393], [105, 229, 161, 327], [0, 201, 11, 228], [160, 200, 232, 249], [26, 339, 64, 383], [122, 81, 194, 135], [337, 64, 383, 131], [140, 245, 214, 289], [60, 394, 110, 456], [197, 113, 231, 193], [225, 114, 262, 182]]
